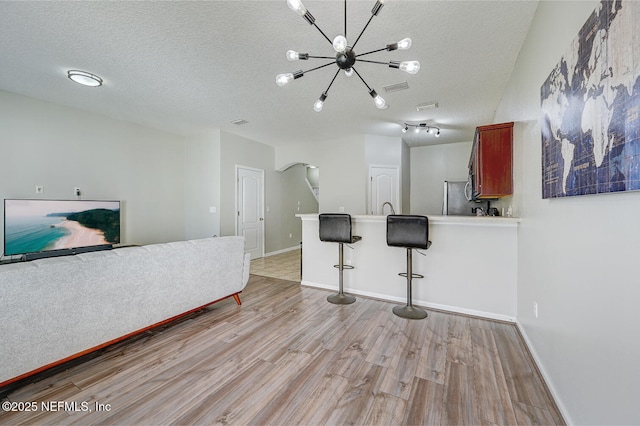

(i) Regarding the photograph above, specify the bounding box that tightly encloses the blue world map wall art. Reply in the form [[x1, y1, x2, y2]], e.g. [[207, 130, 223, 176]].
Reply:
[[540, 0, 640, 198]]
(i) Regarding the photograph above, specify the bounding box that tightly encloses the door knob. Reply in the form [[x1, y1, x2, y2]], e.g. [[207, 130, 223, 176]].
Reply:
[[259, 218, 264, 221]]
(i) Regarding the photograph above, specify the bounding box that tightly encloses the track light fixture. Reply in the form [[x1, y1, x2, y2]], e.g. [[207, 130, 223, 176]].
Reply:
[[277, 0, 420, 112], [402, 123, 441, 137]]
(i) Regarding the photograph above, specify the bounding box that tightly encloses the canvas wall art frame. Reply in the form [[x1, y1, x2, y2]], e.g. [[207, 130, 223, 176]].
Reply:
[[540, 0, 640, 198]]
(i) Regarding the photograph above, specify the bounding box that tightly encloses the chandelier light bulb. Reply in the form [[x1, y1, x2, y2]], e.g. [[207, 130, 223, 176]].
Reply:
[[399, 60, 420, 74], [333, 35, 348, 53], [344, 68, 354, 77], [435, 129, 441, 137], [276, 73, 294, 86], [402, 125, 408, 133], [314, 93, 327, 112], [287, 0, 307, 16], [286, 50, 299, 61], [374, 96, 387, 109], [369, 89, 387, 109], [397, 38, 412, 50]]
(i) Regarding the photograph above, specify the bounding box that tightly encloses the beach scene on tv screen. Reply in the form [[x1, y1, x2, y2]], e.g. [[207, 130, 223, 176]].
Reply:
[[4, 200, 120, 256]]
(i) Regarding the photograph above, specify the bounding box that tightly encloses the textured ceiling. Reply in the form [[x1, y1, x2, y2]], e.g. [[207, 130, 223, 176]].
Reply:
[[0, 1, 538, 147]]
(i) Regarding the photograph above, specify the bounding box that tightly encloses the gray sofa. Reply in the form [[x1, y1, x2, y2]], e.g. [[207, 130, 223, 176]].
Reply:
[[0, 236, 251, 386]]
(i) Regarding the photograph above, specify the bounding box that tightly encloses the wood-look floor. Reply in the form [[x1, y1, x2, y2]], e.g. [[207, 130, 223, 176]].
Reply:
[[0, 275, 563, 425]]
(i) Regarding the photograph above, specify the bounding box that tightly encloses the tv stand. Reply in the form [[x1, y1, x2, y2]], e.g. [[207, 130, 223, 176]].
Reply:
[[24, 244, 113, 261]]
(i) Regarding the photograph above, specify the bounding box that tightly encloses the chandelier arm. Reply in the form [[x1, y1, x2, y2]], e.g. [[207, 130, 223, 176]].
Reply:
[[356, 59, 389, 65], [351, 67, 373, 92], [308, 55, 337, 60], [344, 0, 347, 38], [325, 69, 342, 95], [312, 23, 334, 46], [302, 61, 336, 74], [351, 14, 375, 50], [356, 47, 387, 57]]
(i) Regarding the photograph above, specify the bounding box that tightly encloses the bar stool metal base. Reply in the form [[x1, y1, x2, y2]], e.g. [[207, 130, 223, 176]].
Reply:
[[327, 293, 356, 304], [326, 243, 356, 305], [393, 304, 428, 319], [392, 248, 428, 320]]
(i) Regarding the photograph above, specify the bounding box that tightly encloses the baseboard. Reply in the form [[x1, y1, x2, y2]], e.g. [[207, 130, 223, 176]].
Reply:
[[515, 319, 571, 425], [265, 245, 301, 257], [301, 280, 516, 323]]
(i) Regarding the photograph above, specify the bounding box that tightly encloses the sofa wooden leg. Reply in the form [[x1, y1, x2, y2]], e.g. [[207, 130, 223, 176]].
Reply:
[[233, 293, 242, 305]]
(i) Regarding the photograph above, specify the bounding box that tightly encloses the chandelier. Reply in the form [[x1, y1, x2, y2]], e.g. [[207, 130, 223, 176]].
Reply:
[[276, 0, 420, 112]]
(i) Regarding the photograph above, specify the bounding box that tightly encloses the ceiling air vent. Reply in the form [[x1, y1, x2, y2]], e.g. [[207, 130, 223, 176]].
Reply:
[[230, 119, 249, 125], [383, 81, 409, 93], [416, 101, 439, 111]]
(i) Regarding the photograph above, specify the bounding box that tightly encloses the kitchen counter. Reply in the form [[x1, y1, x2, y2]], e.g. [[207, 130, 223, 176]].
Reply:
[[346, 214, 521, 225], [297, 213, 519, 321]]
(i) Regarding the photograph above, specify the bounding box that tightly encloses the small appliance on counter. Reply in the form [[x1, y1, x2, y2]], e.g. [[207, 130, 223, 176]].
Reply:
[[475, 206, 501, 216]]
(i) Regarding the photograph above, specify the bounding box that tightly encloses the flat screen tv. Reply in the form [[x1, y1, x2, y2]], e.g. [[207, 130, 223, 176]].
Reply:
[[3, 199, 120, 260]]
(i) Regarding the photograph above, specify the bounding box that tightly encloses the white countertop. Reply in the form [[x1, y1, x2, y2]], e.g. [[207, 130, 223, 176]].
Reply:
[[296, 213, 520, 226]]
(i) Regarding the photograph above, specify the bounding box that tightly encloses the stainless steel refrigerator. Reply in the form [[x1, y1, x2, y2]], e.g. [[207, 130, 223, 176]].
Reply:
[[443, 180, 477, 216]]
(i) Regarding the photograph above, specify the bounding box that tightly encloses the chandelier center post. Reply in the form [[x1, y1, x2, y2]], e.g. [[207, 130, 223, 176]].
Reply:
[[336, 48, 356, 70]]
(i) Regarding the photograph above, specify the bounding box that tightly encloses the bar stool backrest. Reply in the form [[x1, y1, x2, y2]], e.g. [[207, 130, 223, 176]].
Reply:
[[319, 213, 353, 244], [386, 215, 430, 249]]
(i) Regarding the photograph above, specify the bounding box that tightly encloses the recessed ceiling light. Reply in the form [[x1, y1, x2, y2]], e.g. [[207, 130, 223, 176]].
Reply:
[[67, 70, 103, 87], [230, 119, 249, 125]]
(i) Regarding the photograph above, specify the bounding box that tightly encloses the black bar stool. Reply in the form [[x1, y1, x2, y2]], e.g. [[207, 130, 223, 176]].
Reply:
[[386, 215, 431, 319], [319, 213, 361, 304]]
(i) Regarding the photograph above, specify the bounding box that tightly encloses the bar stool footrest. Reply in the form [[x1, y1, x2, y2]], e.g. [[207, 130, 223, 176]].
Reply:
[[399, 272, 424, 279], [334, 264, 355, 270]]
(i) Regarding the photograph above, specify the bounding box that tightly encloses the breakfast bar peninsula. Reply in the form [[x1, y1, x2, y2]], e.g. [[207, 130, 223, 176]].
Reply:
[[297, 214, 520, 321]]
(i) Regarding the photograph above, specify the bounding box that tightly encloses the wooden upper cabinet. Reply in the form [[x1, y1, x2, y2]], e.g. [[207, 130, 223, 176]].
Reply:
[[469, 122, 513, 199]]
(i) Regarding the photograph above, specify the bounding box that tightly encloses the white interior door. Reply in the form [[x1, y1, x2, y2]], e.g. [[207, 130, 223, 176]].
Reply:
[[369, 165, 400, 215], [236, 166, 264, 259]]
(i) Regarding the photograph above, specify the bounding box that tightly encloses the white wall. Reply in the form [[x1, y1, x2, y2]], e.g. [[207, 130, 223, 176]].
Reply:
[[276, 135, 367, 214], [219, 131, 316, 254], [277, 163, 318, 252], [219, 131, 277, 248], [495, 1, 640, 424], [184, 131, 221, 239], [364, 134, 405, 214], [0, 91, 323, 257], [0, 90, 188, 248], [410, 141, 473, 215]]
